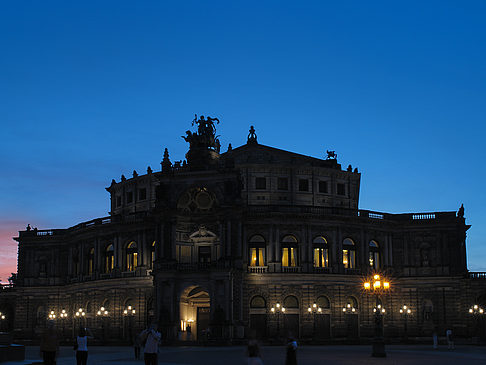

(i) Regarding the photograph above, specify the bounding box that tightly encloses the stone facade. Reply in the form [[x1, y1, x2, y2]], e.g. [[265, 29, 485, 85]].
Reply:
[[1, 118, 485, 343]]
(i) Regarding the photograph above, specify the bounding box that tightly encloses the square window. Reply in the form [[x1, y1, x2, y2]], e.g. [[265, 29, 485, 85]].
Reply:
[[139, 188, 147, 200], [255, 177, 266, 190], [277, 177, 288, 190], [337, 183, 345, 196], [319, 181, 328, 194], [299, 179, 309, 192], [126, 191, 133, 204]]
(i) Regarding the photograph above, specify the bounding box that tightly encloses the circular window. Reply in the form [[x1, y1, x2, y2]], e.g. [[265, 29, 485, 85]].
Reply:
[[196, 191, 212, 209]]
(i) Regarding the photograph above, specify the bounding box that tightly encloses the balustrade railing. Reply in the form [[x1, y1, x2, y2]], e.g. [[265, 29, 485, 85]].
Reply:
[[247, 266, 268, 273], [469, 272, 486, 279]]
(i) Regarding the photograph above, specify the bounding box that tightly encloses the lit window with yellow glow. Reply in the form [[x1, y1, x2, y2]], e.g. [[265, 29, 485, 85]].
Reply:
[[126, 241, 138, 271], [281, 235, 298, 267], [105, 244, 114, 273], [313, 236, 329, 268], [343, 238, 356, 269]]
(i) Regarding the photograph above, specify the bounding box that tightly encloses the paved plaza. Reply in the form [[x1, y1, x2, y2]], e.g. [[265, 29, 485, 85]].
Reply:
[[3, 345, 486, 365]]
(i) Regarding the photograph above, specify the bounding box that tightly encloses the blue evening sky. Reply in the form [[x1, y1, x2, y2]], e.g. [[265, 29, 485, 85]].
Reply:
[[1, 1, 485, 282]]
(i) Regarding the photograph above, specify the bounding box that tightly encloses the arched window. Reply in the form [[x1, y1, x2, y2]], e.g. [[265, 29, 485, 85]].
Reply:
[[342, 238, 356, 269], [316, 296, 331, 309], [36, 306, 46, 325], [249, 235, 266, 267], [105, 244, 114, 273], [369, 240, 380, 269], [150, 241, 156, 269], [250, 296, 266, 308], [87, 247, 94, 275], [284, 295, 299, 308], [281, 235, 298, 267], [126, 241, 138, 271], [313, 236, 329, 268]]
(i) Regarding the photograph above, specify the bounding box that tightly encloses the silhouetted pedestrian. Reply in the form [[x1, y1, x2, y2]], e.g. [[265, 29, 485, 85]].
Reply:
[[285, 337, 297, 365], [446, 329, 454, 350], [74, 326, 94, 365], [133, 332, 142, 359], [247, 338, 264, 365], [140, 323, 161, 365], [40, 321, 59, 365]]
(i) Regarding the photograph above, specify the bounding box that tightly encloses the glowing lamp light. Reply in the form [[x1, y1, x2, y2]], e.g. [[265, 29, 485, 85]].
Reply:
[[474, 305, 478, 310], [271, 307, 275, 313], [373, 274, 380, 280], [373, 281, 381, 289], [469, 308, 474, 313], [281, 307, 286, 313], [308, 307, 312, 313], [318, 308, 322, 313], [407, 309, 411, 314], [383, 282, 390, 289], [276, 303, 280, 308], [364, 282, 371, 290], [342, 307, 346, 312]]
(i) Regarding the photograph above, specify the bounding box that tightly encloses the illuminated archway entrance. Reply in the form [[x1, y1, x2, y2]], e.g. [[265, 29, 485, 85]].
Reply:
[[179, 286, 210, 341]]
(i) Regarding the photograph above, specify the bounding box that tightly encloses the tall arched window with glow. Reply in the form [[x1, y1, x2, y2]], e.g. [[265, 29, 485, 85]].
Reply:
[[126, 241, 138, 272], [313, 236, 329, 268], [369, 240, 380, 269], [281, 235, 298, 267], [87, 247, 94, 275], [105, 244, 114, 273], [342, 238, 356, 269], [249, 235, 266, 267]]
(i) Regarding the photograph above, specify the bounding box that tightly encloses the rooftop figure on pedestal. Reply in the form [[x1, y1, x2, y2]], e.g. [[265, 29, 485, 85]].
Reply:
[[182, 114, 221, 170]]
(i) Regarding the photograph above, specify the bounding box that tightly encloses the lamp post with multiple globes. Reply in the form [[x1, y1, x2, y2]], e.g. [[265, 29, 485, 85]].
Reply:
[[363, 273, 391, 357], [0, 312, 5, 332], [75, 308, 86, 335], [399, 305, 412, 341], [96, 306, 109, 343], [307, 302, 322, 339], [59, 309, 68, 338], [270, 303, 286, 339], [468, 304, 484, 343], [123, 305, 136, 343]]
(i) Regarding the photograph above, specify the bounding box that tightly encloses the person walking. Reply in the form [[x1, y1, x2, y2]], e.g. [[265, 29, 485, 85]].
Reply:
[[446, 329, 454, 350], [40, 321, 59, 365], [432, 329, 438, 350], [74, 326, 94, 365], [247, 338, 264, 365], [285, 336, 298, 365], [133, 332, 142, 360], [140, 323, 161, 365]]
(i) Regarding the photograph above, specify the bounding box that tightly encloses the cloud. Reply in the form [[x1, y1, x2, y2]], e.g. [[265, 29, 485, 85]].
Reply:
[[0, 220, 23, 283]]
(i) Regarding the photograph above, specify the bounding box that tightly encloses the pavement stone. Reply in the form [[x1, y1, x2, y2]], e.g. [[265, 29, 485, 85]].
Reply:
[[2, 345, 486, 365]]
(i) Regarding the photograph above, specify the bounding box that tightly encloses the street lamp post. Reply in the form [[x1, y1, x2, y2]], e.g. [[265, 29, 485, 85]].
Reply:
[[96, 307, 109, 344], [0, 312, 5, 332], [307, 303, 322, 340], [75, 308, 86, 332], [123, 305, 136, 343], [60, 309, 68, 339], [468, 304, 484, 344], [363, 273, 391, 357], [270, 303, 286, 340], [399, 305, 412, 342]]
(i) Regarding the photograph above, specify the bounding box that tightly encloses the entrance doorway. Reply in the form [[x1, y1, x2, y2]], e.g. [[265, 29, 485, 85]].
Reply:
[[179, 286, 210, 341]]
